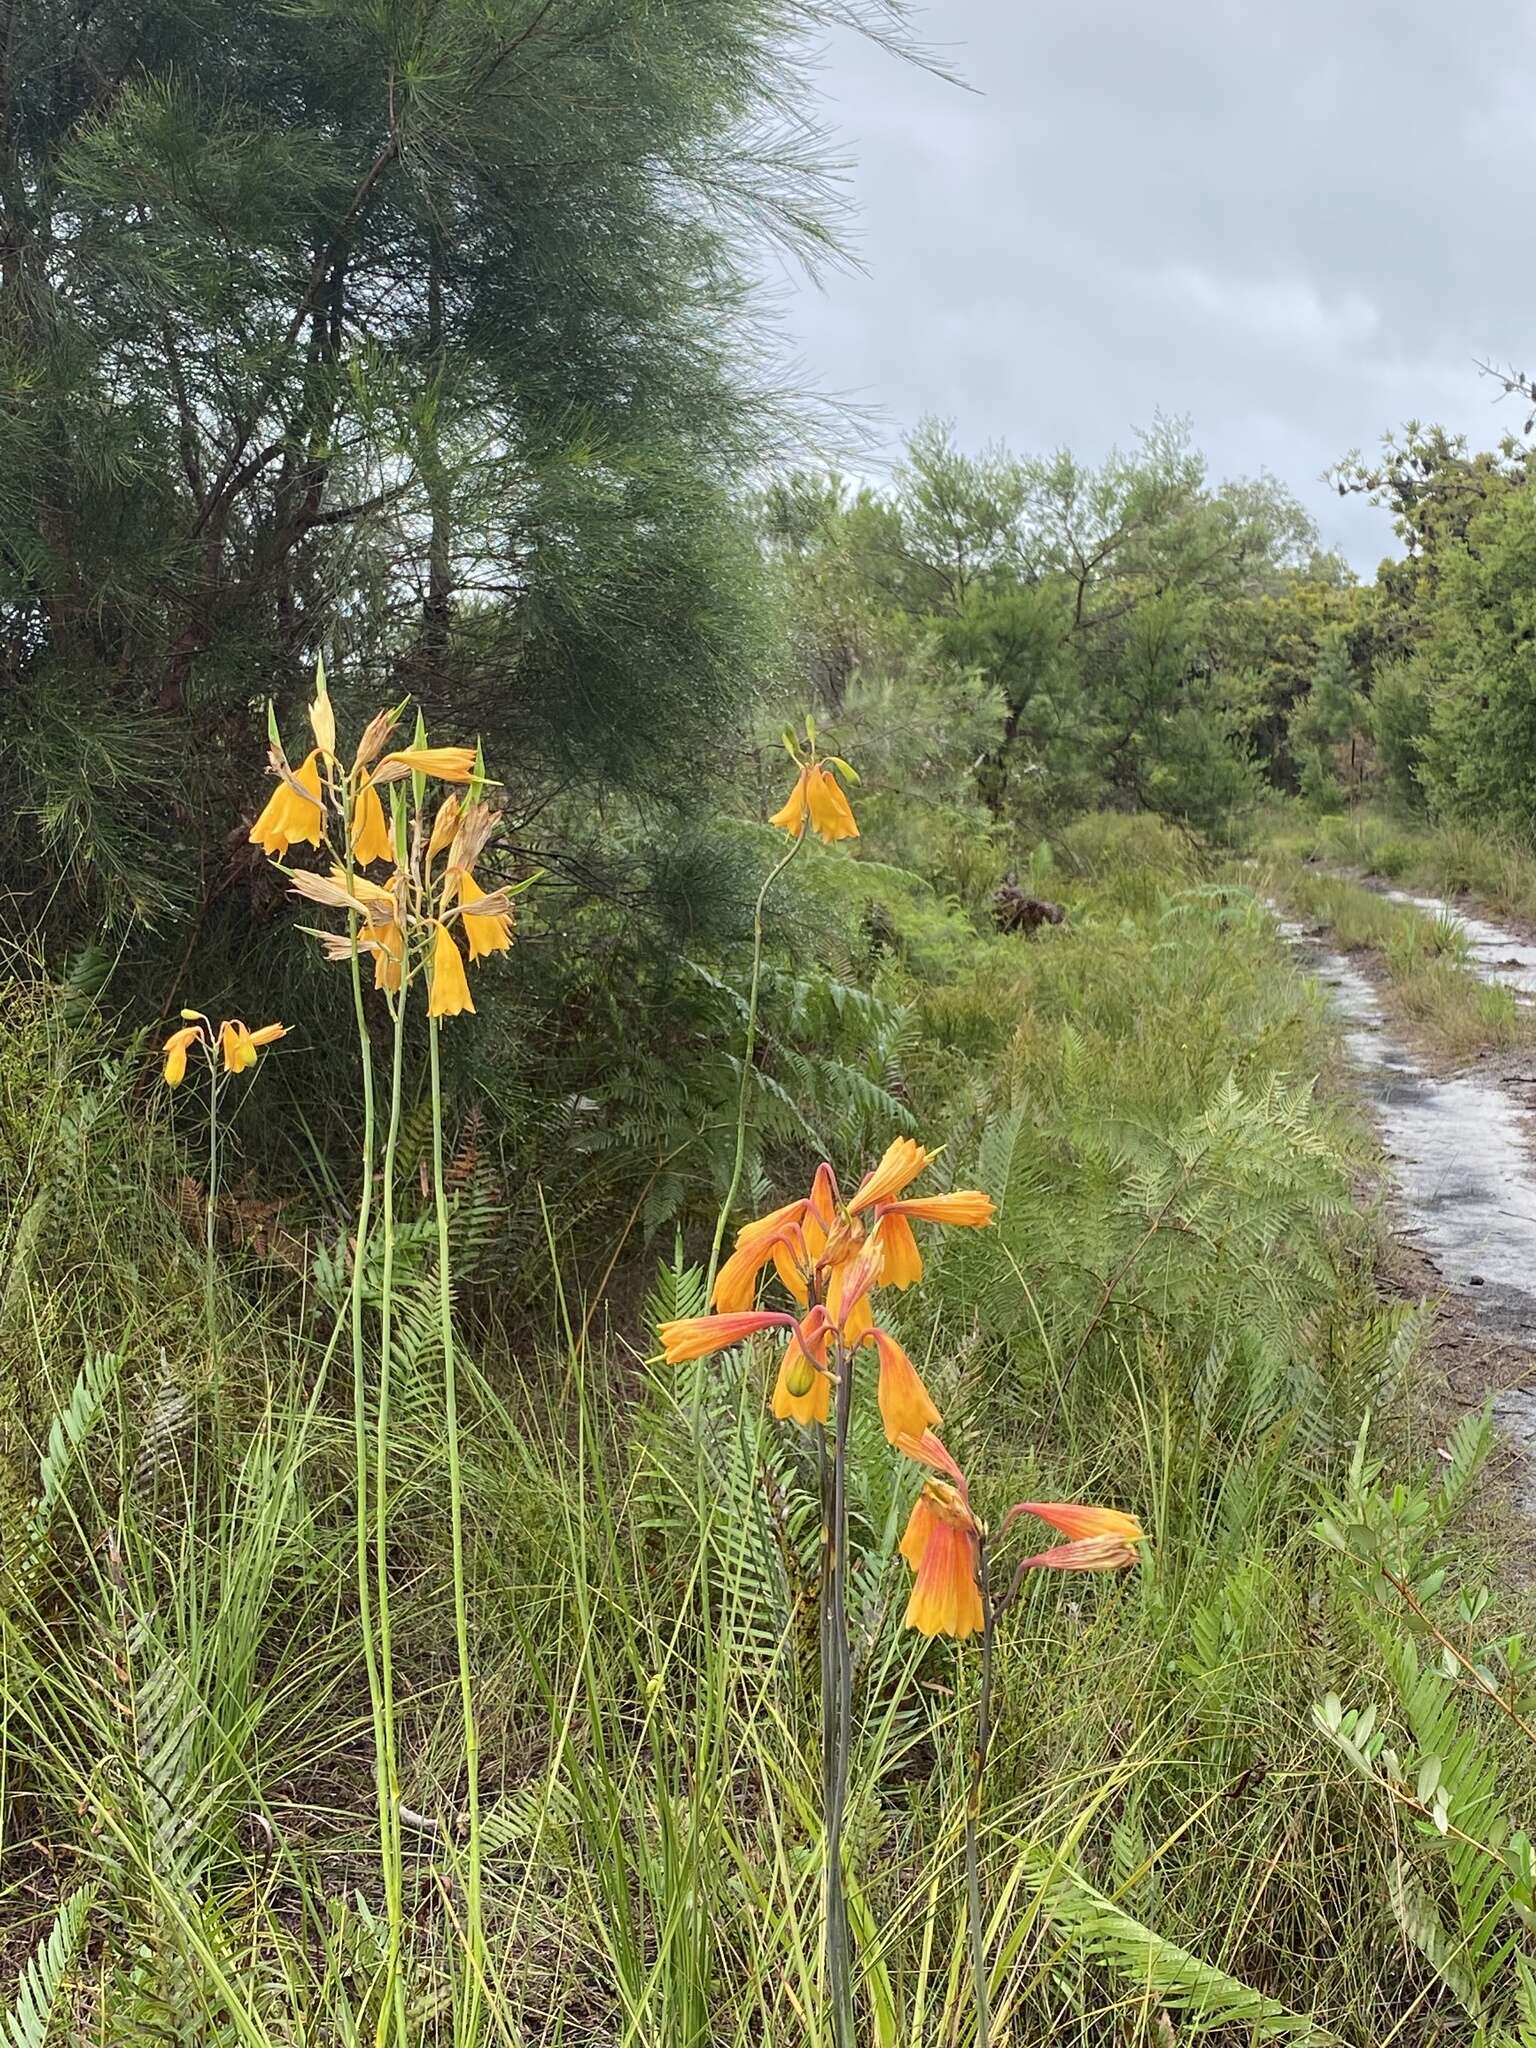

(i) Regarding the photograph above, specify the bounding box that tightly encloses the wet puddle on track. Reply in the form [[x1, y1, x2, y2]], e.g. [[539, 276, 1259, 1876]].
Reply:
[[1383, 887, 1536, 999], [1276, 909, 1536, 1480]]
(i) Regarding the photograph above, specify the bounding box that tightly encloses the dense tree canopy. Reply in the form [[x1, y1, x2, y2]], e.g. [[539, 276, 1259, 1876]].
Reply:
[[0, 0, 901, 934]]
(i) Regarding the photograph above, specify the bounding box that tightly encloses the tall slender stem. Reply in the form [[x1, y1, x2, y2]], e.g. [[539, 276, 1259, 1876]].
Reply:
[[373, 970, 410, 2044], [204, 1067, 221, 1357], [702, 821, 807, 1310], [344, 909, 407, 2048], [965, 1539, 997, 2048], [824, 1334, 856, 2048], [430, 1018, 484, 2039]]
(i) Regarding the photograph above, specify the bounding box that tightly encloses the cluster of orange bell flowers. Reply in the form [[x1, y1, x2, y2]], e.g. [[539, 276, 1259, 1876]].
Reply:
[[660, 1137, 1143, 1637], [244, 671, 516, 1018]]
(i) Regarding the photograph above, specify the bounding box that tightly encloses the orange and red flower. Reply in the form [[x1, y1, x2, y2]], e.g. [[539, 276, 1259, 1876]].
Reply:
[[1003, 1500, 1146, 1574]]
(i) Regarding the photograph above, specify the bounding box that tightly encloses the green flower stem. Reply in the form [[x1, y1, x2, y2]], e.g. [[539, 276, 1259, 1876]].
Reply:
[[344, 902, 407, 2048], [965, 1539, 997, 2048], [373, 959, 411, 2043], [430, 1016, 484, 2038], [203, 1065, 221, 1360], [702, 818, 808, 1312], [825, 1332, 856, 2048]]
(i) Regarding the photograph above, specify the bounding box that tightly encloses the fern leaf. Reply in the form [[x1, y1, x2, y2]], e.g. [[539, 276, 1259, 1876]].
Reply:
[[1027, 1853, 1336, 2041], [3, 1889, 92, 2048]]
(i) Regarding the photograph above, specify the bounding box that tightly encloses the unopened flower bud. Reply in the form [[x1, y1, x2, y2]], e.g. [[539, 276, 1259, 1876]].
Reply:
[[784, 1349, 816, 1399]]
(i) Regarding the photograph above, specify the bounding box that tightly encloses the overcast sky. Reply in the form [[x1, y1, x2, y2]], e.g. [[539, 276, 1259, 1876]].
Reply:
[[774, 0, 1536, 573]]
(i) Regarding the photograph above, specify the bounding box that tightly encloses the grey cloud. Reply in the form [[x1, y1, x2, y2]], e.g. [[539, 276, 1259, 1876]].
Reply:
[[778, 0, 1536, 568]]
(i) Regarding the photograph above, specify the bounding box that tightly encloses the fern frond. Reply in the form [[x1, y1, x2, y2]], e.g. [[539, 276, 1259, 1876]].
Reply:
[[1025, 1852, 1337, 2041], [2, 1889, 92, 2048]]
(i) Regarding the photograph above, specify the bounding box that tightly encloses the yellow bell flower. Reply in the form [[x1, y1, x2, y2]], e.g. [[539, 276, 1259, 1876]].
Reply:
[[350, 780, 393, 865], [218, 1020, 288, 1075], [370, 920, 404, 994], [249, 751, 325, 858], [427, 922, 475, 1018], [161, 1024, 204, 1087], [769, 763, 858, 843], [459, 870, 513, 961]]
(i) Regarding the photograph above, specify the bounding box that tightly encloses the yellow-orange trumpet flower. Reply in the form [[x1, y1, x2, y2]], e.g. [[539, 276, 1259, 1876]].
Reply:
[[848, 1138, 934, 1215], [161, 1024, 203, 1087], [350, 780, 394, 865], [1003, 1502, 1144, 1545], [658, 1308, 803, 1364], [219, 1020, 288, 1075], [427, 922, 474, 1019], [769, 763, 858, 843], [900, 1480, 983, 1640], [458, 871, 513, 961], [712, 1207, 810, 1312], [867, 1328, 941, 1445], [1003, 1501, 1145, 1575], [249, 750, 324, 858]]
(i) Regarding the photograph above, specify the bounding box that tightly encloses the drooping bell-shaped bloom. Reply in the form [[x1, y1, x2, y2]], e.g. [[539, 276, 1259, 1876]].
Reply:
[[350, 780, 394, 865], [769, 763, 858, 843], [161, 1024, 203, 1087], [459, 870, 513, 961], [867, 1328, 941, 1445], [900, 1480, 983, 1639], [712, 1201, 811, 1312], [218, 1020, 287, 1075], [249, 750, 325, 858], [427, 922, 474, 1019], [370, 921, 404, 994]]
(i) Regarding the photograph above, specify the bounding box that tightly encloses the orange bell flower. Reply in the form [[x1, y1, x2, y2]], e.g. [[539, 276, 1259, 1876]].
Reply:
[[458, 870, 513, 961], [161, 1024, 203, 1087], [900, 1479, 983, 1640], [218, 1019, 287, 1075], [769, 763, 858, 843], [867, 1328, 941, 1445]]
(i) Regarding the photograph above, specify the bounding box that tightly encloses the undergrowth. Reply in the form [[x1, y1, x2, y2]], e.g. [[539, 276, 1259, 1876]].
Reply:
[[3, 822, 1533, 2044]]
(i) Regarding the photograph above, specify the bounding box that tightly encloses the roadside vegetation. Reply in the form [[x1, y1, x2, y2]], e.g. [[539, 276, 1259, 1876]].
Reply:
[[11, 6, 1536, 2044], [1263, 859, 1534, 1060]]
